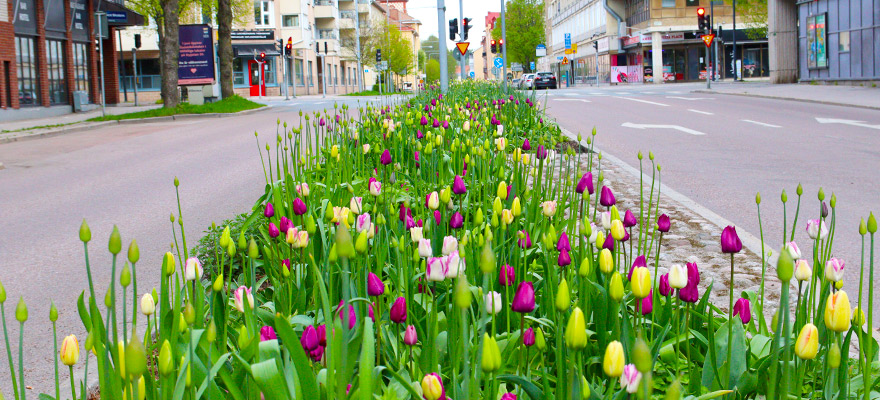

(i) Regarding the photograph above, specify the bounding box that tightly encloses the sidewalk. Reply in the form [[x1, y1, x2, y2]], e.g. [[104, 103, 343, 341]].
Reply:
[[694, 80, 880, 110], [1, 103, 161, 132]]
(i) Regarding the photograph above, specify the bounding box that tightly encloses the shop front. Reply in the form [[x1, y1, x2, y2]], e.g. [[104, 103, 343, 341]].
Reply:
[[231, 30, 279, 97], [621, 32, 715, 83]]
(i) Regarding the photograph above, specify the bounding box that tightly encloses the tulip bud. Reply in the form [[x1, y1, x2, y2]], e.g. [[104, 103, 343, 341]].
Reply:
[[108, 225, 122, 255], [564, 307, 587, 350], [609, 273, 624, 302], [238, 325, 252, 349], [853, 306, 866, 326], [335, 227, 356, 259], [632, 338, 652, 373], [16, 297, 28, 322], [79, 219, 92, 243], [120, 263, 131, 288], [794, 323, 819, 360], [818, 188, 825, 201], [603, 341, 625, 377], [481, 333, 501, 372], [163, 252, 176, 277], [827, 343, 841, 368], [59, 334, 80, 366], [555, 279, 571, 311], [128, 240, 140, 264], [140, 294, 155, 316], [479, 240, 496, 273], [0, 280, 5, 304], [869, 212, 877, 234], [776, 245, 794, 282], [599, 249, 613, 274], [860, 218, 868, 236], [771, 310, 779, 333], [534, 327, 547, 351], [454, 275, 472, 309], [158, 340, 174, 376], [631, 267, 651, 299], [755, 192, 761, 204], [781, 189, 788, 203], [125, 335, 148, 379], [665, 378, 682, 400], [579, 257, 592, 277], [355, 231, 369, 254], [184, 302, 196, 326], [824, 290, 852, 333]]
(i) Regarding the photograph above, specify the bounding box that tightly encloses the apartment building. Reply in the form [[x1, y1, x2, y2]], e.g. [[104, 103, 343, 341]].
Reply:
[[478, 11, 500, 81]]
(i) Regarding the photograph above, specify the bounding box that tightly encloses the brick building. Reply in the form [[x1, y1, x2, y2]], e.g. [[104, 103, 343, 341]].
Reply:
[[1, 0, 142, 118]]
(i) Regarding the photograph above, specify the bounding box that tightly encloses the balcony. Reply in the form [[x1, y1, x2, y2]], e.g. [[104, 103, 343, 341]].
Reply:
[[314, 0, 337, 19], [317, 29, 339, 40]]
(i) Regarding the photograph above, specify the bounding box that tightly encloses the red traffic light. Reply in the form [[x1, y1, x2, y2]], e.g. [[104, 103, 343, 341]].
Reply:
[[697, 7, 705, 15], [491, 39, 496, 45], [260, 52, 265, 58]]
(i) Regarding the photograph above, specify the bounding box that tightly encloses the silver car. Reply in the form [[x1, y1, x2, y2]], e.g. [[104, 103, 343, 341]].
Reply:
[[520, 73, 536, 89]]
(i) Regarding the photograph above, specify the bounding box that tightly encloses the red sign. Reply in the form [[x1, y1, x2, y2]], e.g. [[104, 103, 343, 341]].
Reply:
[[702, 34, 715, 47], [561, 56, 569, 65], [456, 42, 469, 56]]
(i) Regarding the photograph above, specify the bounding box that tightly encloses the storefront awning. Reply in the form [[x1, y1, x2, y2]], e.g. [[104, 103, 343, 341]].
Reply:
[[96, 1, 146, 27], [233, 44, 280, 57]]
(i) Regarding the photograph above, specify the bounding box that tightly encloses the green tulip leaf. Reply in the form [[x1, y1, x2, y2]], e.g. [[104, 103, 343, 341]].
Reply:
[[251, 358, 291, 400], [359, 318, 375, 400], [497, 374, 544, 400], [273, 314, 319, 397]]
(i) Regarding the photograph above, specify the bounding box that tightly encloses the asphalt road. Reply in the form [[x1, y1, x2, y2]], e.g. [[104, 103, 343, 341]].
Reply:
[[542, 82, 880, 328], [0, 96, 383, 396]]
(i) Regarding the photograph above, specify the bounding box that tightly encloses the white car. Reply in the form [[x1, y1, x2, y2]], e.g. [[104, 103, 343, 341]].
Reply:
[[520, 73, 536, 89]]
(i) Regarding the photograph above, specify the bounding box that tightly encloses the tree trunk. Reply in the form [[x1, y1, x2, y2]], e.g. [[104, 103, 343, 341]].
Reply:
[[217, 0, 233, 98], [156, 15, 165, 102], [160, 0, 180, 108]]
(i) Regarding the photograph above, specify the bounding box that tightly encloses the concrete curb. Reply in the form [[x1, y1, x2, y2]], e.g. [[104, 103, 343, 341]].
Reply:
[[0, 105, 270, 144], [692, 89, 880, 111], [558, 126, 779, 268]]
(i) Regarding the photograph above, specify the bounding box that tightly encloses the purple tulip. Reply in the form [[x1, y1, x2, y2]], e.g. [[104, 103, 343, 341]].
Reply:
[[390, 296, 407, 324], [659, 274, 671, 296], [449, 212, 464, 229], [301, 326, 319, 350], [511, 281, 536, 313], [417, 130, 424, 139], [721, 225, 742, 253], [279, 217, 291, 235], [623, 209, 638, 228], [399, 204, 410, 222], [576, 173, 594, 194], [600, 186, 616, 207], [522, 139, 531, 151], [336, 300, 357, 329], [367, 272, 385, 297], [678, 262, 701, 303], [733, 298, 751, 324], [317, 324, 327, 346], [319, 118, 326, 126], [821, 201, 829, 218], [404, 325, 418, 345], [499, 264, 515, 286], [420, 115, 428, 125], [268, 222, 280, 238], [657, 214, 671, 233], [557, 232, 571, 252], [621, 229, 631, 242], [309, 345, 324, 362], [282, 259, 291, 272], [501, 393, 518, 400], [557, 250, 572, 267], [452, 175, 467, 194], [536, 145, 547, 160], [431, 98, 437, 106], [380, 149, 392, 165], [602, 235, 615, 251], [442, 120, 449, 129], [260, 326, 278, 342], [335, 114, 341, 123], [368, 303, 375, 322], [518, 231, 532, 249], [523, 327, 535, 347], [628, 255, 647, 280], [432, 119, 440, 128], [293, 198, 307, 216], [641, 291, 653, 315], [264, 202, 275, 218], [433, 210, 442, 226]]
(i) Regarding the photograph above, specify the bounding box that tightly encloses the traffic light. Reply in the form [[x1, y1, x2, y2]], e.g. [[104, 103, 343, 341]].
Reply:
[[499, 39, 504, 53], [593, 41, 598, 50], [316, 41, 320, 53], [376, 48, 381, 62], [697, 8, 709, 32], [462, 18, 472, 41], [134, 33, 141, 49], [286, 37, 292, 53], [449, 19, 458, 41], [490, 39, 496, 53], [259, 52, 266, 63]]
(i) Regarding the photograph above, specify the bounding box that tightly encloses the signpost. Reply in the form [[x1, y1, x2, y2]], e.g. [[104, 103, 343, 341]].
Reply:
[[530, 61, 535, 71], [456, 42, 469, 56], [469, 71, 475, 79], [493, 57, 504, 69], [178, 25, 216, 85], [702, 33, 714, 89], [564, 33, 571, 49]]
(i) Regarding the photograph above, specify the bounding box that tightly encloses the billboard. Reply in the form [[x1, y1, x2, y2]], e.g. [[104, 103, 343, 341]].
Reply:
[[178, 24, 216, 85]]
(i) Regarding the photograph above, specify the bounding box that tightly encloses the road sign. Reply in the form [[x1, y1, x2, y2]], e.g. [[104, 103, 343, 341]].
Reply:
[[572, 43, 578, 53], [455, 42, 469, 56], [536, 44, 547, 57], [106, 11, 127, 22], [564, 33, 571, 49], [493, 57, 503, 68], [512, 64, 523, 72], [565, 48, 572, 55], [469, 71, 475, 78], [530, 61, 535, 70], [561, 57, 569, 65], [702, 34, 715, 47]]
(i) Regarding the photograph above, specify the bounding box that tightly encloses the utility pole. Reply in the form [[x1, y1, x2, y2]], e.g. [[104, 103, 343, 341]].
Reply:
[[96, 11, 106, 116], [118, 30, 127, 102], [132, 47, 138, 106], [437, 0, 448, 91], [732, 0, 738, 80], [459, 0, 465, 81], [355, 9, 363, 91], [500, 0, 508, 91], [714, 25, 720, 81]]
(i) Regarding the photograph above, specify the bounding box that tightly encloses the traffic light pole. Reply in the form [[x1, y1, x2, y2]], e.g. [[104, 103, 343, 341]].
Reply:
[[281, 41, 289, 100], [705, 45, 711, 89], [437, 0, 449, 92], [132, 48, 138, 106], [459, 0, 465, 81], [500, 0, 508, 91]]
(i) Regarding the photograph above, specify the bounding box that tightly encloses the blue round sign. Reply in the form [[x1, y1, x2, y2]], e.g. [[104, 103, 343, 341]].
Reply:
[[493, 57, 504, 68]]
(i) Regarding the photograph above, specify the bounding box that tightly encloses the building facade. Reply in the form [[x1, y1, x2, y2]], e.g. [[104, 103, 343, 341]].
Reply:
[[797, 0, 878, 83], [1, 0, 142, 117], [479, 11, 500, 81]]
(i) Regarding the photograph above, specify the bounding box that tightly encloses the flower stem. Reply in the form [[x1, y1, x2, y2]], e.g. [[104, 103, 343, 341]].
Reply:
[[726, 253, 735, 396], [18, 321, 25, 400], [0, 304, 19, 400], [69, 366, 77, 400]]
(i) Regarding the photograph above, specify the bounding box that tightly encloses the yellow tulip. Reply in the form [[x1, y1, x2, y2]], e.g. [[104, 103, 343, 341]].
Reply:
[[501, 209, 514, 225], [59, 335, 80, 366], [599, 249, 614, 274], [610, 220, 625, 241], [565, 307, 588, 350], [824, 290, 852, 333], [511, 197, 522, 217], [556, 279, 571, 311], [595, 231, 606, 250], [609, 273, 624, 302], [794, 323, 819, 360], [421, 374, 445, 400], [497, 181, 508, 199], [631, 267, 651, 299], [603, 341, 625, 377]]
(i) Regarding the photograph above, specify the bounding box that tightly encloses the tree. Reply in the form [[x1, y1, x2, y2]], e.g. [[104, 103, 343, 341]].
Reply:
[[421, 35, 456, 81], [426, 58, 440, 82], [491, 0, 545, 72], [368, 22, 413, 76], [339, 15, 384, 89], [216, 0, 233, 98], [728, 0, 767, 40]]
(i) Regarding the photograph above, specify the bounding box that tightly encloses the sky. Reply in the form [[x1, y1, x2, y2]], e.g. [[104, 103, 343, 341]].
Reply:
[[402, 0, 501, 50]]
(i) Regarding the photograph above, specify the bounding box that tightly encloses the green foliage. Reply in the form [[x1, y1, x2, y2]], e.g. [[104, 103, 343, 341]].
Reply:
[[426, 59, 441, 83], [191, 212, 264, 280], [726, 0, 767, 40], [422, 35, 458, 81], [366, 22, 414, 76], [87, 95, 264, 121], [492, 0, 546, 72]]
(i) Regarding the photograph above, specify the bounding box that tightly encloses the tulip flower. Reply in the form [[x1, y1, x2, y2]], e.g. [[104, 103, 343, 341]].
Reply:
[[369, 178, 382, 196], [668, 264, 688, 289], [557, 232, 571, 252], [721, 226, 742, 253], [511, 281, 536, 313], [631, 267, 651, 298], [785, 241, 802, 259], [60, 335, 80, 366], [600, 186, 616, 207], [806, 218, 828, 240], [390, 297, 407, 323], [367, 272, 385, 296], [620, 364, 642, 394], [293, 198, 308, 215], [522, 139, 531, 151], [260, 326, 278, 342], [309, 345, 325, 362], [349, 197, 363, 214], [565, 307, 588, 350], [356, 214, 371, 233], [401, 325, 418, 346], [410, 226, 424, 242], [518, 230, 532, 248], [795, 259, 812, 282], [602, 235, 616, 251], [426, 257, 446, 282], [611, 220, 626, 241], [301, 326, 318, 350], [264, 202, 274, 218], [451, 175, 467, 195], [678, 262, 701, 303], [419, 239, 433, 258], [140, 294, 155, 316], [523, 328, 535, 347], [824, 257, 845, 282], [286, 227, 300, 245], [599, 249, 614, 274], [604, 341, 625, 377], [733, 298, 752, 324], [279, 216, 291, 234], [426, 192, 440, 210], [852, 306, 866, 326], [609, 273, 624, 302], [499, 264, 515, 286], [380, 149, 392, 165], [501, 209, 514, 225], [336, 301, 357, 329], [421, 373, 445, 400], [541, 200, 558, 217], [641, 291, 654, 315], [297, 182, 310, 197], [481, 333, 502, 372], [184, 257, 202, 281], [448, 211, 464, 229], [795, 323, 819, 360], [623, 209, 638, 228], [233, 286, 254, 312], [659, 273, 672, 296], [558, 250, 572, 267], [485, 291, 502, 315], [576, 173, 594, 194], [268, 222, 281, 238], [442, 236, 458, 256], [444, 252, 464, 278], [657, 214, 671, 233], [824, 290, 852, 333], [601, 211, 612, 230]]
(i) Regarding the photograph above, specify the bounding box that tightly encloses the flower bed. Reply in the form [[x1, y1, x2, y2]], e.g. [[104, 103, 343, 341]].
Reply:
[[0, 81, 877, 400]]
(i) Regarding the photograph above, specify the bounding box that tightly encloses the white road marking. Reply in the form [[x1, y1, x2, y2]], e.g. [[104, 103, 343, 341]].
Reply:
[[688, 109, 714, 115], [618, 97, 670, 107], [312, 102, 327, 105], [621, 122, 706, 136], [562, 92, 580, 96], [742, 119, 781, 128], [553, 98, 591, 103], [666, 96, 714, 100], [815, 117, 880, 130]]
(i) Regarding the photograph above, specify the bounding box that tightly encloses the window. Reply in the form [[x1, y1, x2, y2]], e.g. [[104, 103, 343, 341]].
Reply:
[[294, 59, 304, 85], [45, 40, 68, 105], [264, 59, 276, 84], [254, 0, 273, 27], [685, 0, 698, 6], [282, 14, 299, 27], [334, 65, 338, 85], [662, 0, 675, 8], [838, 31, 850, 52], [233, 58, 246, 85], [308, 61, 314, 86], [15, 36, 40, 106], [71, 42, 90, 95], [341, 66, 346, 86]]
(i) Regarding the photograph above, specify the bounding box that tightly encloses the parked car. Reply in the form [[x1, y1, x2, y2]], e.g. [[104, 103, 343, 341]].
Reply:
[[535, 72, 557, 89], [511, 78, 522, 88], [520, 73, 536, 89]]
